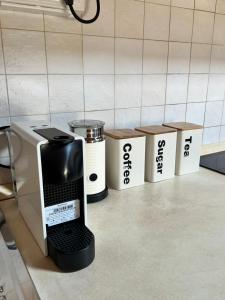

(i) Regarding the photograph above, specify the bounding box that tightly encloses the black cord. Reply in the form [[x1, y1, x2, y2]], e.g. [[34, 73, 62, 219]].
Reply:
[[68, 0, 100, 24]]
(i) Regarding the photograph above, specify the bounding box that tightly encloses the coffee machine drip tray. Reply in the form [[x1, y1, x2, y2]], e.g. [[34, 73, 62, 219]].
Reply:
[[47, 221, 95, 272], [200, 151, 225, 175]]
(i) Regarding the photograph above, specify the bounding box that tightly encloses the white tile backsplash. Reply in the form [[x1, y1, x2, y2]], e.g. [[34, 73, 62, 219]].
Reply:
[[115, 0, 144, 39], [0, 34, 4, 74], [51, 112, 84, 130], [84, 75, 114, 111], [0, 0, 225, 174], [7, 75, 49, 116], [195, 0, 216, 12], [0, 10, 44, 31], [170, 7, 193, 42], [115, 75, 142, 108], [203, 126, 220, 144], [115, 107, 140, 129], [144, 3, 170, 40], [190, 43, 211, 74], [83, 36, 114, 74], [207, 75, 225, 101], [2, 29, 46, 74], [166, 74, 188, 104], [0, 117, 10, 127], [85, 110, 114, 129], [171, 0, 194, 9], [46, 32, 82, 74], [44, 14, 81, 34], [143, 40, 168, 74], [210, 45, 225, 73], [165, 104, 186, 122], [213, 14, 225, 45], [115, 38, 142, 74], [146, 0, 170, 4], [186, 102, 205, 125], [168, 42, 191, 73], [11, 114, 50, 125], [216, 0, 225, 14], [188, 74, 208, 102], [49, 75, 84, 113], [141, 105, 164, 126], [204, 101, 223, 127], [220, 125, 225, 142], [192, 11, 214, 44], [142, 75, 166, 106], [221, 104, 225, 125]]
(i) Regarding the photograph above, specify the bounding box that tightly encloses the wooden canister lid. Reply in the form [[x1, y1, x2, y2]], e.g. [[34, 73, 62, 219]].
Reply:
[[135, 125, 177, 135], [163, 122, 203, 131], [104, 129, 145, 140]]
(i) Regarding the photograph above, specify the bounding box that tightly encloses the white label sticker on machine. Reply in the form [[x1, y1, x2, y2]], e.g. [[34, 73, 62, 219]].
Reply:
[[45, 200, 80, 227]]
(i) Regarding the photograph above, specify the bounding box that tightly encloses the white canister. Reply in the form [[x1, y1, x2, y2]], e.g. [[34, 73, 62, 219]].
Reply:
[[69, 120, 108, 203], [135, 126, 177, 183], [104, 129, 146, 190], [163, 122, 203, 176]]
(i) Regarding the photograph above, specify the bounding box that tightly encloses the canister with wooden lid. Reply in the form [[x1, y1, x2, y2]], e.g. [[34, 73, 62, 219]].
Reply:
[[104, 129, 146, 190], [163, 122, 203, 175], [135, 126, 177, 182]]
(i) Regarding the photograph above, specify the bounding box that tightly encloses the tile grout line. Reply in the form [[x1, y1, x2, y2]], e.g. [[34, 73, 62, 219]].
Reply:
[[185, 0, 195, 123], [5, 26, 225, 48], [217, 0, 225, 142], [140, 0, 146, 127], [141, 0, 219, 15], [113, 0, 116, 129], [2, 72, 225, 76], [163, 0, 172, 123], [2, 100, 221, 118], [42, 13, 51, 126], [202, 0, 218, 144]]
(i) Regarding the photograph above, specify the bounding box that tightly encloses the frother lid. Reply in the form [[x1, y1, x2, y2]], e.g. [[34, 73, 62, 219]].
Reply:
[[69, 119, 105, 143], [69, 119, 105, 130]]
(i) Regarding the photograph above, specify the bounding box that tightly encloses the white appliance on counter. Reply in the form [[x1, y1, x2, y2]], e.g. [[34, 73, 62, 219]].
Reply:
[[9, 122, 95, 272], [69, 120, 108, 203]]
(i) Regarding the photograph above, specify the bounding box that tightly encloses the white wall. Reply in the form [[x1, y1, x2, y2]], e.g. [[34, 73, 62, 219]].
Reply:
[[1, 0, 225, 182]]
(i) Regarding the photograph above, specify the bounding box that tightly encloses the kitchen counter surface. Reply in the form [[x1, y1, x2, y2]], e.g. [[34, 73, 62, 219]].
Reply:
[[1, 144, 225, 300]]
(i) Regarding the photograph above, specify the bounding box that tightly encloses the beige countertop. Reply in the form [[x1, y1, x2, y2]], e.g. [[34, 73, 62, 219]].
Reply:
[[1, 144, 225, 300]]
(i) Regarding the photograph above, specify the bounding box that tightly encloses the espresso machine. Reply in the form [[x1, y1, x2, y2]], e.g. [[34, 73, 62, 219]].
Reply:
[[69, 120, 108, 203], [10, 122, 95, 272]]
